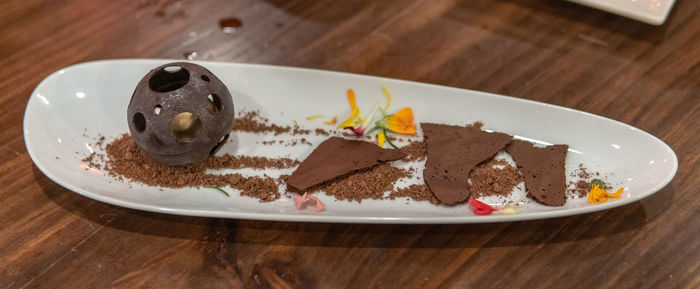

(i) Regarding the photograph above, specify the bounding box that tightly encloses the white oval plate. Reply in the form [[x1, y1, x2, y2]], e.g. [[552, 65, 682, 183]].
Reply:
[[24, 59, 677, 224]]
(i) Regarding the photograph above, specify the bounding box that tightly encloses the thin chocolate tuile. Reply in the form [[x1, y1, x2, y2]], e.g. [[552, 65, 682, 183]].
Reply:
[[286, 137, 404, 191], [506, 140, 568, 206], [421, 123, 512, 205]]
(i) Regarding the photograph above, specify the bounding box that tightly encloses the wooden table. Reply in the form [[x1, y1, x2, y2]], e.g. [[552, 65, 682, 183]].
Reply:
[[1, 0, 698, 288]]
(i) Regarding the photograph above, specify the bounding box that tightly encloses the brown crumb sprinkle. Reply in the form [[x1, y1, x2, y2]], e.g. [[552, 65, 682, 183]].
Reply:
[[398, 140, 427, 162], [234, 110, 312, 136], [469, 158, 523, 198], [98, 134, 293, 202], [312, 164, 410, 203], [389, 184, 441, 205], [234, 110, 291, 135], [568, 180, 590, 198], [566, 164, 598, 198]]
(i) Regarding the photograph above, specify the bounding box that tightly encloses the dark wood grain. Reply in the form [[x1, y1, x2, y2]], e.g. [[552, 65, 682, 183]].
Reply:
[[1, 0, 698, 288]]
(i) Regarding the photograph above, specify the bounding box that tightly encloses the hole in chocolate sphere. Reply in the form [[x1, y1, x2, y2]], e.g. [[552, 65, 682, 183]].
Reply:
[[170, 112, 202, 142], [209, 133, 230, 156], [133, 112, 146, 132], [201, 75, 210, 82], [149, 66, 190, 92], [154, 105, 162, 115], [207, 94, 222, 113]]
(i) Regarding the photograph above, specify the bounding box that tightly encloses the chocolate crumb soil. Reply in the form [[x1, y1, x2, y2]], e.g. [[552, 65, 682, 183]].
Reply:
[[566, 164, 598, 198], [85, 116, 598, 206], [234, 110, 311, 135], [389, 184, 441, 205], [292, 126, 312, 135], [235, 110, 364, 138], [469, 158, 523, 198], [567, 180, 590, 198], [398, 140, 427, 162], [234, 110, 290, 135], [311, 164, 411, 203], [81, 153, 100, 169], [204, 153, 300, 170], [96, 134, 297, 202]]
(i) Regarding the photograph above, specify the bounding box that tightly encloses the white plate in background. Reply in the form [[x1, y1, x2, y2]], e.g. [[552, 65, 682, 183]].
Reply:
[[24, 59, 677, 223], [567, 0, 676, 25]]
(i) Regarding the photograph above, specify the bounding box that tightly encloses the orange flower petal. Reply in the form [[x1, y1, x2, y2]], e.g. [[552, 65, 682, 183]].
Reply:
[[347, 89, 357, 109], [588, 185, 623, 204], [388, 107, 417, 134], [306, 115, 324, 120], [607, 187, 624, 198], [324, 116, 337, 125]]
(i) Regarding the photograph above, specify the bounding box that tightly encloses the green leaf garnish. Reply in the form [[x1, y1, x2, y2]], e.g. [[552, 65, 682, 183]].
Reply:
[[590, 179, 608, 190], [204, 185, 230, 197]]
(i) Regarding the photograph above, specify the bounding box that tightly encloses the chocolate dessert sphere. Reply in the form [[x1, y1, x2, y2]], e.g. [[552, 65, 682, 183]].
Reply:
[[127, 62, 234, 166]]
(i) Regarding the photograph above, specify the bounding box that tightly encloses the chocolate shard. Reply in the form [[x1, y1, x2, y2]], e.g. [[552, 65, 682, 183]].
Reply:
[[286, 137, 404, 191], [421, 123, 513, 205], [506, 140, 568, 206]]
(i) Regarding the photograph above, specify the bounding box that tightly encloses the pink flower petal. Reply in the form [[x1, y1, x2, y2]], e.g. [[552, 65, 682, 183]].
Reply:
[[293, 193, 307, 210], [315, 200, 325, 212], [306, 194, 326, 212], [293, 193, 325, 212], [343, 126, 365, 136]]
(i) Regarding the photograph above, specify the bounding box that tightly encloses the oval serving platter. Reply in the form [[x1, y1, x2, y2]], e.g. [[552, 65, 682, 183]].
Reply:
[[23, 59, 678, 224]]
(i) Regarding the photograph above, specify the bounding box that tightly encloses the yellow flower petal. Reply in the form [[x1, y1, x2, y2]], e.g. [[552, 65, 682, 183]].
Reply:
[[339, 89, 363, 128], [306, 115, 324, 120], [387, 107, 416, 134], [377, 131, 386, 147], [382, 86, 392, 111], [338, 107, 359, 128]]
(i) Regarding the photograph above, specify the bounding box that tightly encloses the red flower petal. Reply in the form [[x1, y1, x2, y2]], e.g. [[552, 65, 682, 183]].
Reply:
[[469, 199, 496, 215]]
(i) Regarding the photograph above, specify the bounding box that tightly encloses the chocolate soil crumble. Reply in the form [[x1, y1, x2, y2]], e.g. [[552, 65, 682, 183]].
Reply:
[[87, 133, 445, 205], [234, 110, 293, 135], [84, 118, 598, 207], [312, 163, 411, 203], [94, 134, 299, 202], [469, 158, 523, 199]]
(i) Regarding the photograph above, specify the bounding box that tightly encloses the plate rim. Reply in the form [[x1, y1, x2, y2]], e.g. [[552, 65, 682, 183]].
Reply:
[[23, 59, 679, 224]]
